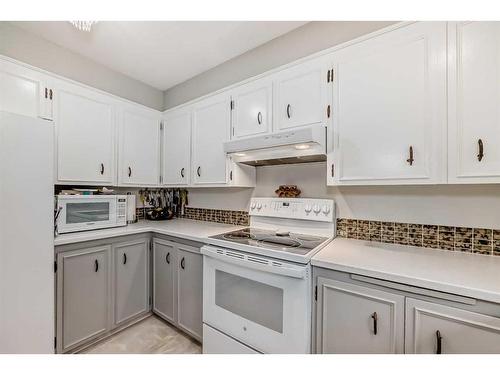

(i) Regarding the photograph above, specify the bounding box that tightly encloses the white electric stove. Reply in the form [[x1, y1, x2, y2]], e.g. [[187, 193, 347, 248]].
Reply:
[[201, 197, 335, 354]]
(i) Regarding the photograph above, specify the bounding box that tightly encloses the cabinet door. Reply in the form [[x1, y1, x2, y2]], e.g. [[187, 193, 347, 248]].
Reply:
[[273, 57, 329, 131], [192, 92, 230, 185], [405, 298, 500, 354], [231, 78, 272, 139], [448, 22, 500, 183], [0, 59, 52, 120], [153, 239, 177, 324], [316, 278, 405, 354], [163, 109, 191, 185], [55, 81, 116, 185], [113, 239, 150, 326], [118, 107, 161, 186], [177, 246, 203, 341], [328, 22, 447, 185], [57, 246, 110, 352]]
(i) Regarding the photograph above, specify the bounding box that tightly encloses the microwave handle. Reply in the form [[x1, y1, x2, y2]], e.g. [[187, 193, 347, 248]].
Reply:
[[201, 246, 307, 279]]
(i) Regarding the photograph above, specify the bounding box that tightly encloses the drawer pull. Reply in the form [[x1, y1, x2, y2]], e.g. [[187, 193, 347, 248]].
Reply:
[[406, 145, 414, 166], [123, 253, 127, 265], [197, 166, 201, 177], [166, 252, 170, 264], [94, 259, 99, 272], [180, 168, 185, 178], [128, 166, 132, 178], [477, 139, 484, 161], [257, 111, 262, 125], [100, 163, 105, 175], [371, 312, 378, 335], [180, 257, 185, 270], [436, 330, 442, 354], [286, 104, 291, 119]]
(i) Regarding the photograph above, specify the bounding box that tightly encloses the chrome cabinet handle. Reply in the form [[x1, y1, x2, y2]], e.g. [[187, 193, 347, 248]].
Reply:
[[180, 168, 185, 178], [406, 146, 414, 166], [371, 312, 378, 335], [123, 253, 127, 265], [286, 104, 291, 119], [477, 139, 484, 161], [100, 163, 105, 175], [94, 259, 99, 272], [180, 257, 185, 270], [128, 166, 132, 178], [166, 252, 170, 264], [197, 166, 201, 177], [257, 111, 262, 125], [436, 330, 442, 354]]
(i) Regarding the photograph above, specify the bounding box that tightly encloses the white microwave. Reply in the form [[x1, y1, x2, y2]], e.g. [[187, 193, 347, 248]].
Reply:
[[56, 195, 127, 234]]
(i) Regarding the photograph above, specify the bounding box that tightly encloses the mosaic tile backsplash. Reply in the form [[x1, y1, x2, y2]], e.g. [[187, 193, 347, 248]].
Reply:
[[337, 218, 500, 256], [136, 207, 249, 226]]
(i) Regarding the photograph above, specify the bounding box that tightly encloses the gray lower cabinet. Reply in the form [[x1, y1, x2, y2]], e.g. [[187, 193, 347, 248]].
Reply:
[[153, 238, 203, 341], [316, 277, 405, 354], [405, 298, 500, 354], [153, 238, 177, 324], [56, 245, 111, 353], [177, 245, 203, 341], [113, 239, 150, 326]]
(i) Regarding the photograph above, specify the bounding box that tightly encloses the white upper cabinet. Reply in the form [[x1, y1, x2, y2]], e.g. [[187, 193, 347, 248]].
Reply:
[[231, 77, 272, 139], [327, 22, 447, 185], [163, 108, 192, 186], [448, 22, 500, 183], [55, 80, 116, 185], [118, 105, 161, 186], [273, 57, 330, 132], [0, 59, 53, 120], [191, 92, 231, 185]]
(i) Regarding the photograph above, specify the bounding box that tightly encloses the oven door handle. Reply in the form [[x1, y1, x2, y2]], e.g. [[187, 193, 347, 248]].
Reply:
[[201, 246, 307, 279]]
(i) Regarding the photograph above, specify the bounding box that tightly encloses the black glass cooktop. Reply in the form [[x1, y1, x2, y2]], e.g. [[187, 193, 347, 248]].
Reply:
[[210, 227, 329, 255]]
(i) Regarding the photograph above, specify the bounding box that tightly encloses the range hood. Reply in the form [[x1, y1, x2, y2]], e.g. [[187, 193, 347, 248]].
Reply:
[[224, 125, 327, 166]]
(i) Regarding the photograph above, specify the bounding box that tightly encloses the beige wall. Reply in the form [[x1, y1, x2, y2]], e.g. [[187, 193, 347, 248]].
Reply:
[[163, 21, 396, 109], [0, 22, 164, 110]]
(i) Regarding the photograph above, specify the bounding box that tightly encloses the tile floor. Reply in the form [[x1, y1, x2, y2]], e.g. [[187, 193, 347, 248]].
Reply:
[[81, 315, 202, 354]]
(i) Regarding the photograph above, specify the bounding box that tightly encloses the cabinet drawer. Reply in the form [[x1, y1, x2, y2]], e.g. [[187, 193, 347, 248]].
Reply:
[[316, 277, 405, 353], [405, 298, 500, 354]]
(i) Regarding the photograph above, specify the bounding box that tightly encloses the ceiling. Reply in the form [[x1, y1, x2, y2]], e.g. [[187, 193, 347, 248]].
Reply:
[[12, 21, 308, 90]]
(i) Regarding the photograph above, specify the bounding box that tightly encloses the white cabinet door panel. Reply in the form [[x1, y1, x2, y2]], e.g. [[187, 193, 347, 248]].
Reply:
[[273, 57, 328, 131], [118, 107, 160, 186], [316, 278, 405, 354], [0, 59, 52, 120], [55, 82, 116, 184], [163, 109, 191, 185], [448, 22, 500, 183], [231, 78, 272, 138], [329, 22, 447, 185], [192, 92, 230, 184], [405, 298, 500, 354]]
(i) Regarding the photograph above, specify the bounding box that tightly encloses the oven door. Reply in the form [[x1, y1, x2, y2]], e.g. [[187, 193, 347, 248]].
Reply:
[[57, 196, 118, 233], [201, 245, 312, 354]]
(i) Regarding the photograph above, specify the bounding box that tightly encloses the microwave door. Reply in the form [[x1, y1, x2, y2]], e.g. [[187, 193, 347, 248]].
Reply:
[[66, 202, 111, 224]]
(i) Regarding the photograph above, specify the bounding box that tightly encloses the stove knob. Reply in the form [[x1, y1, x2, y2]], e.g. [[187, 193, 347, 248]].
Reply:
[[256, 203, 262, 210], [250, 202, 256, 210], [313, 204, 321, 214], [304, 205, 312, 213], [322, 205, 331, 215]]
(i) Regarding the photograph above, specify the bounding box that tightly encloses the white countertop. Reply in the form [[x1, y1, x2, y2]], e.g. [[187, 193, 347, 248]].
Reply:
[[54, 219, 246, 246], [312, 238, 500, 304]]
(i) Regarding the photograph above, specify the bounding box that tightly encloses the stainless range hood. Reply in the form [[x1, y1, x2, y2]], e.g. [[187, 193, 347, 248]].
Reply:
[[224, 125, 327, 166]]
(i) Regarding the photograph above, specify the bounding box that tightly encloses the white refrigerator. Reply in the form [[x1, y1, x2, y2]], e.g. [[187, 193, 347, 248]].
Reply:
[[0, 111, 54, 353]]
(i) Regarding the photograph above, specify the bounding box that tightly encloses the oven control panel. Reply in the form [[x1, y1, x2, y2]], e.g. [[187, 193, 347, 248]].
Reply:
[[249, 198, 334, 222]]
